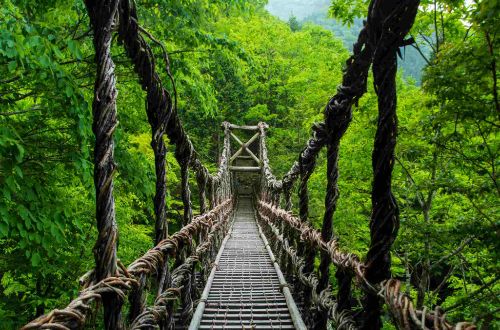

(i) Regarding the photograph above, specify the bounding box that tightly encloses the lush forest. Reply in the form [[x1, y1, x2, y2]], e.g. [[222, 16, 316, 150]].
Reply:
[[0, 0, 498, 328], [266, 0, 429, 83]]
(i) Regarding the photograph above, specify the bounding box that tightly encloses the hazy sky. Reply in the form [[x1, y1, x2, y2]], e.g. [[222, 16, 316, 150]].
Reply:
[[265, 0, 330, 21], [266, 1, 476, 22]]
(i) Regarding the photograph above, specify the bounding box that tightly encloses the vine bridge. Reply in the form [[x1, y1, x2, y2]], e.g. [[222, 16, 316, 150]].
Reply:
[[22, 0, 476, 329]]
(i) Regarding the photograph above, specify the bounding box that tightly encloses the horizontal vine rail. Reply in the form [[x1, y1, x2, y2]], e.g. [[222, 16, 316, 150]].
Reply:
[[22, 200, 233, 329], [256, 201, 476, 330]]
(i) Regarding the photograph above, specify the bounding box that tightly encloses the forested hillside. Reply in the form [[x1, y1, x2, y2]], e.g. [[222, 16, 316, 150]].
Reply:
[[0, 0, 498, 329], [267, 0, 428, 83]]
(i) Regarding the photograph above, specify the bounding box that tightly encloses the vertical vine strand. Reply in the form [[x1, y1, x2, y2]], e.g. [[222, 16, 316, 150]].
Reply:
[[284, 187, 292, 211], [315, 19, 375, 324], [128, 274, 146, 323], [84, 0, 121, 328], [198, 171, 208, 215], [116, 0, 171, 245], [362, 1, 420, 328], [196, 171, 209, 284], [181, 160, 193, 226], [363, 43, 399, 330], [116, 1, 174, 323], [316, 144, 337, 326], [297, 156, 316, 326], [180, 159, 194, 325]]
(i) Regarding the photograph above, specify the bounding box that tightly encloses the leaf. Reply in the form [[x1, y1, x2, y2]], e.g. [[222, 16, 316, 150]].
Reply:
[[7, 60, 16, 72], [67, 40, 82, 60], [3, 188, 11, 201], [31, 252, 41, 267], [65, 84, 73, 98], [13, 165, 23, 178], [38, 54, 50, 68], [52, 45, 63, 59], [5, 176, 18, 191], [15, 144, 24, 162], [0, 222, 8, 237], [18, 204, 29, 221]]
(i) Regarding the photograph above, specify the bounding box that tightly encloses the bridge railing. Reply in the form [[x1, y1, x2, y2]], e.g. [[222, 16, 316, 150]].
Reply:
[[24, 199, 233, 329], [255, 1, 476, 330], [23, 0, 236, 329]]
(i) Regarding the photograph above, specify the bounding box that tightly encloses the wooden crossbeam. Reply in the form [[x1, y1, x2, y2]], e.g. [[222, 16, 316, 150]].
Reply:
[[227, 123, 259, 131], [228, 166, 261, 172]]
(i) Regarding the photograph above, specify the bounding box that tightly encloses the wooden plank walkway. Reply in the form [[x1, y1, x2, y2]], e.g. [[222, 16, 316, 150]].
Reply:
[[189, 196, 305, 329]]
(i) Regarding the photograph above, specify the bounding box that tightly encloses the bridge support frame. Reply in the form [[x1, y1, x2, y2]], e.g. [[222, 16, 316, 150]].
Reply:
[[226, 122, 263, 173]]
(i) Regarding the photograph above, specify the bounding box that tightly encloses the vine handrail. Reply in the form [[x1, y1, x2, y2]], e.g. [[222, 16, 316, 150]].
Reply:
[[23, 0, 234, 329], [256, 0, 477, 329]]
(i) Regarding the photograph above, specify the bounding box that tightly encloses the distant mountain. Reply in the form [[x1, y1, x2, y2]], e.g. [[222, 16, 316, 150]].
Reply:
[[265, 0, 426, 84], [265, 0, 330, 21]]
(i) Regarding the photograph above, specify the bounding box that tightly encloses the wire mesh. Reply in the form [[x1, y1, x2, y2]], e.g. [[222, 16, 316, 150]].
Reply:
[[199, 196, 296, 329]]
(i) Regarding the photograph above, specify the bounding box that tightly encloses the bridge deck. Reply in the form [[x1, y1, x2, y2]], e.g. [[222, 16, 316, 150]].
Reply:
[[189, 196, 305, 329]]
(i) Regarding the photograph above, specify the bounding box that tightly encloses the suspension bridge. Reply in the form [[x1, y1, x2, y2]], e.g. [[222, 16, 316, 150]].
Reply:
[[21, 0, 477, 329]]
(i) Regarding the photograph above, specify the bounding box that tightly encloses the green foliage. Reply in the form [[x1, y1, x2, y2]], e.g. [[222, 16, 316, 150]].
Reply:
[[328, 0, 369, 26], [267, 0, 428, 83], [288, 15, 302, 32]]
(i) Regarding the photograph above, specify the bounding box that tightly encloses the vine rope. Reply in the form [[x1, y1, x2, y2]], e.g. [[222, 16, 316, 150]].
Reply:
[[256, 1, 477, 329], [21, 0, 479, 329]]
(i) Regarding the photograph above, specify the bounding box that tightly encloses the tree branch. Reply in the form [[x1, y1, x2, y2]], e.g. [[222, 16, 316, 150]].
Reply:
[[430, 236, 474, 270]]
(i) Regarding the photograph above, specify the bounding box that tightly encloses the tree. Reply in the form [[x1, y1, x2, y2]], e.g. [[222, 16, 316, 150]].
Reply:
[[288, 15, 301, 32]]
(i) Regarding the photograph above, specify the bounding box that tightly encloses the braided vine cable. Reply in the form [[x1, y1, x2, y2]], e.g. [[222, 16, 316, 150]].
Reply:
[[83, 0, 123, 328], [260, 16, 375, 195], [115, 3, 233, 327], [257, 201, 477, 330], [256, 205, 357, 329], [130, 200, 233, 329], [128, 273, 146, 323], [316, 144, 338, 328], [259, 201, 364, 279], [180, 160, 193, 226], [297, 154, 317, 326], [117, 2, 174, 323], [312, 22, 373, 326], [117, 0, 171, 246], [178, 163, 194, 326], [22, 200, 233, 329], [118, 0, 229, 204], [361, 1, 421, 328], [197, 169, 208, 215]]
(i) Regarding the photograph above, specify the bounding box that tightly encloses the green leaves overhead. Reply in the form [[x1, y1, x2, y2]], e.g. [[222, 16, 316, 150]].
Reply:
[[328, 0, 369, 25]]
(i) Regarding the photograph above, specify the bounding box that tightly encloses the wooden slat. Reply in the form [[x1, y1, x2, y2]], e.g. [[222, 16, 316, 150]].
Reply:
[[229, 166, 261, 172]]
